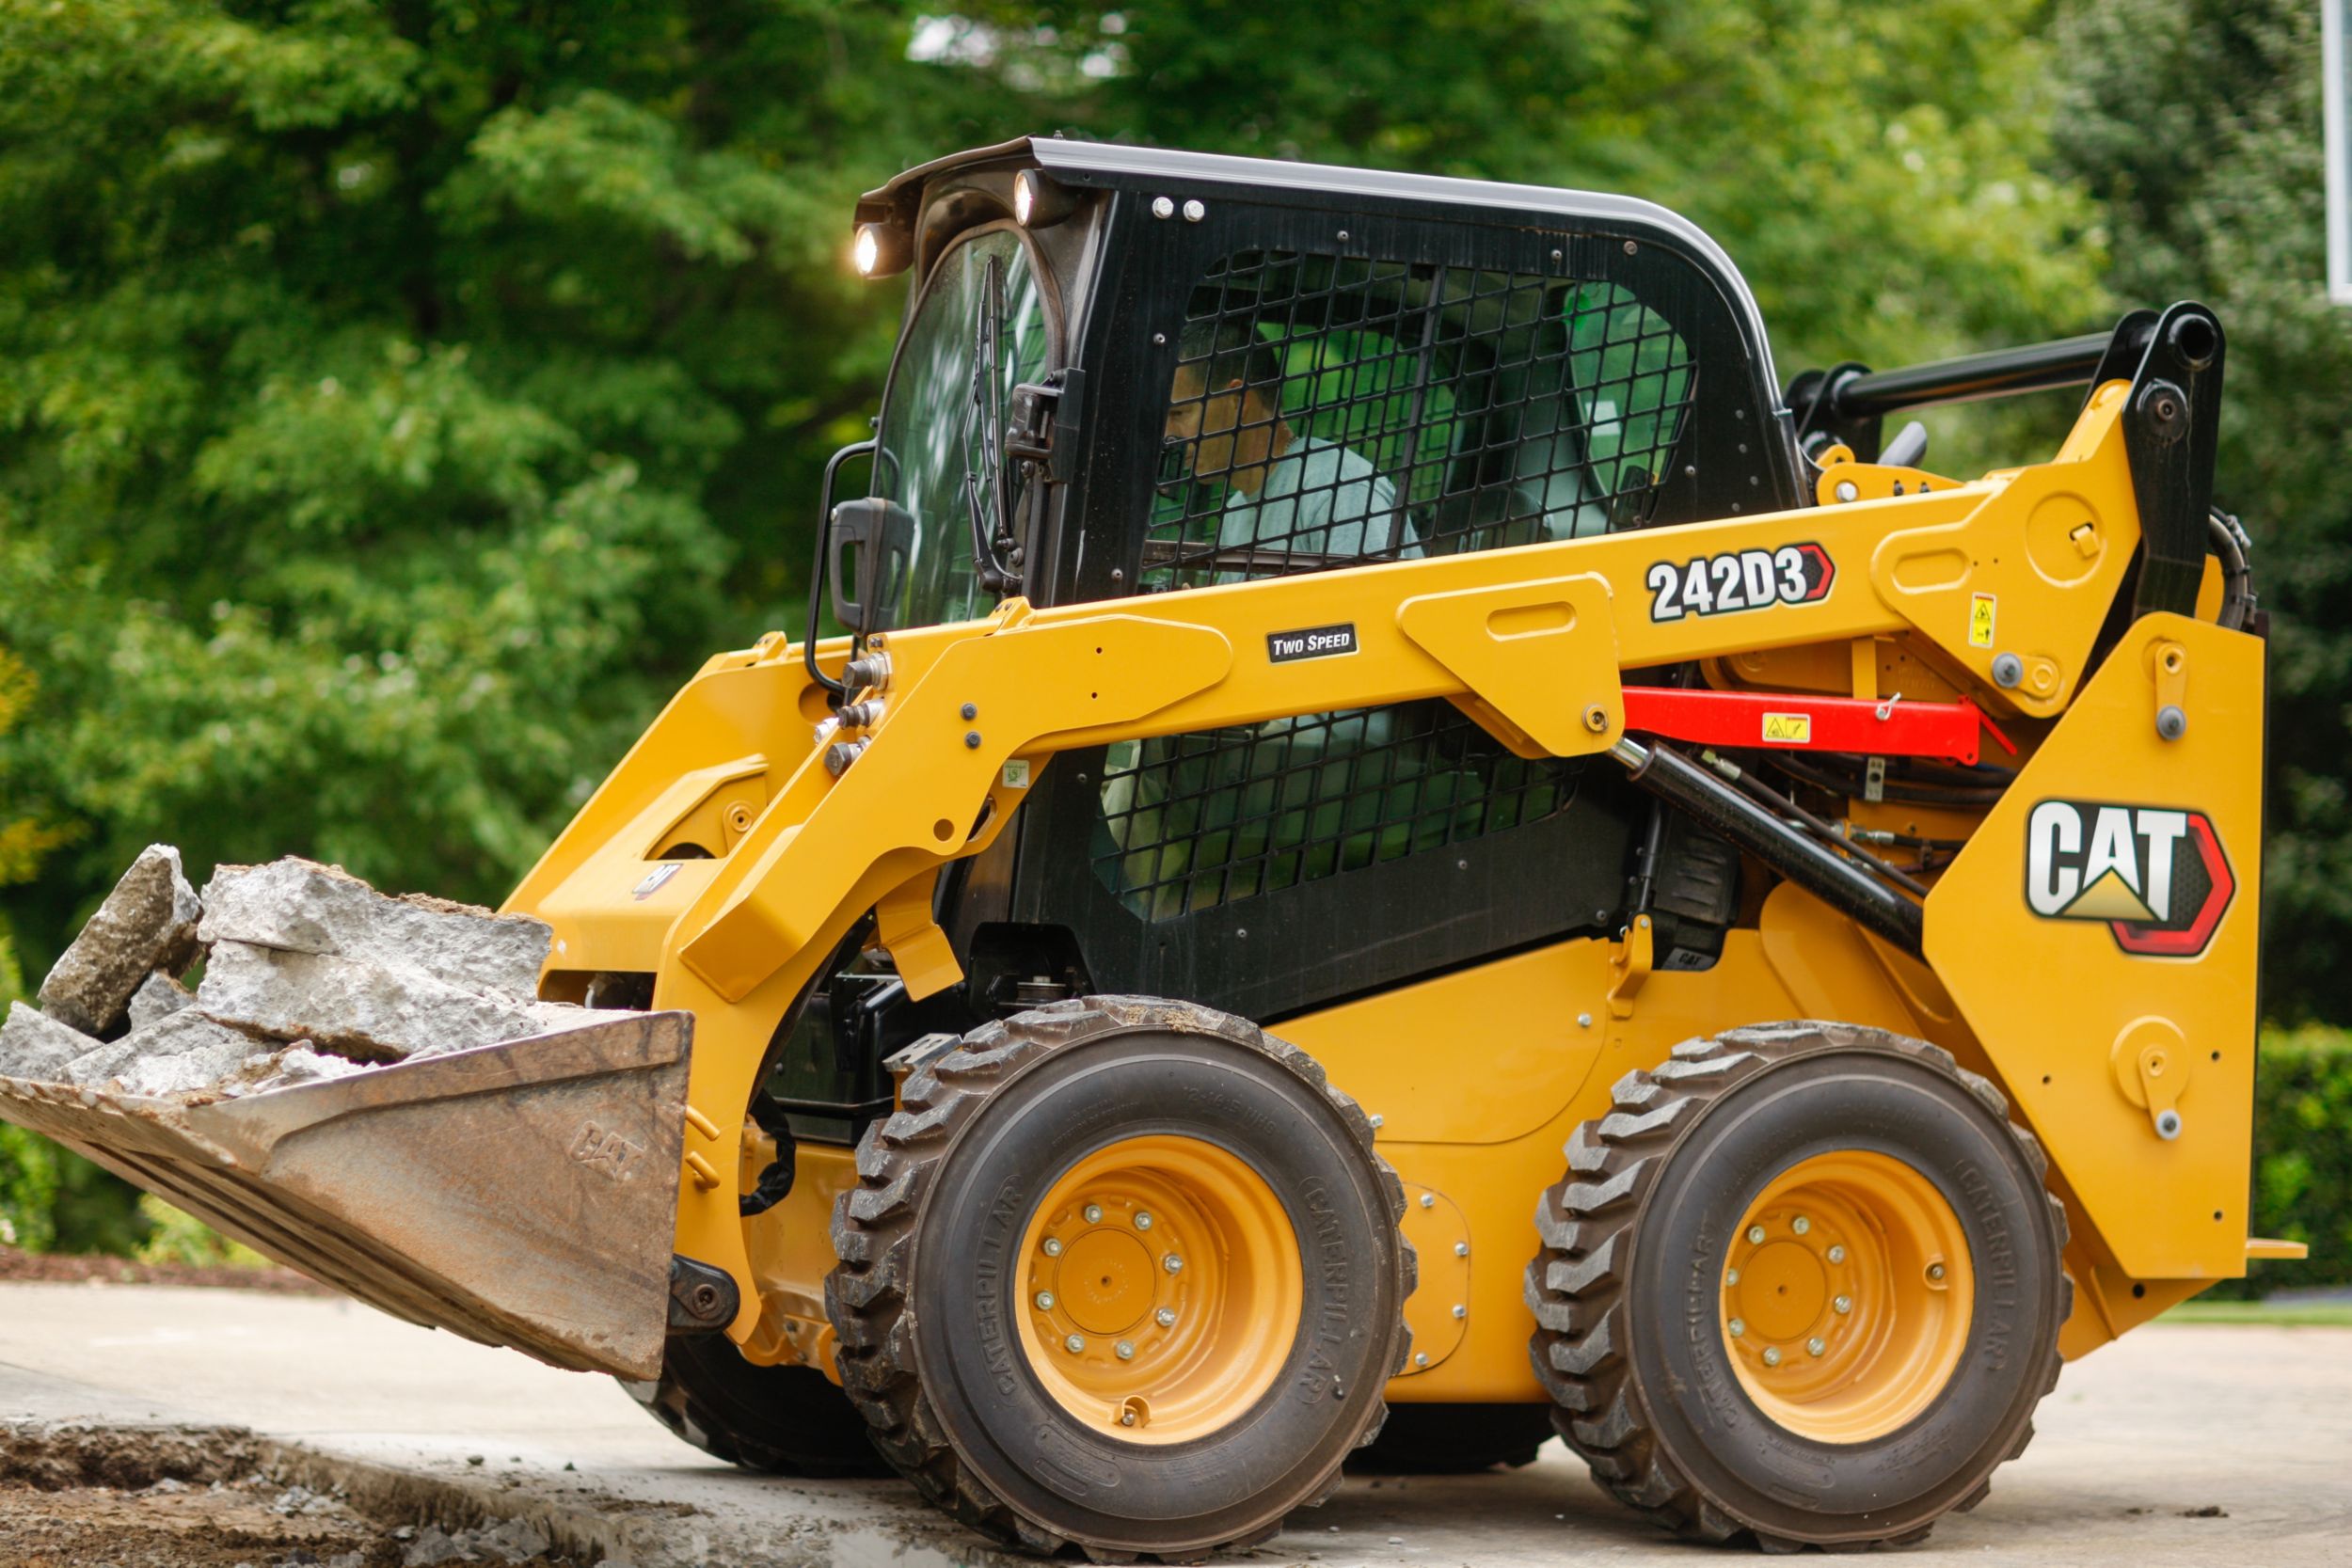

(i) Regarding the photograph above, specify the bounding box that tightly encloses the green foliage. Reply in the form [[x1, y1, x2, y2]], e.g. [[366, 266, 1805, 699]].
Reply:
[[2227, 1024, 2352, 1295], [0, 1, 991, 968], [0, 1, 2107, 982], [135, 1194, 269, 1268], [0, 1125, 59, 1253], [2051, 0, 2352, 1024]]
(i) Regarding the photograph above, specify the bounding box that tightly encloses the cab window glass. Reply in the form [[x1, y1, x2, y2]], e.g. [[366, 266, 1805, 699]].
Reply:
[[872, 227, 1051, 629]]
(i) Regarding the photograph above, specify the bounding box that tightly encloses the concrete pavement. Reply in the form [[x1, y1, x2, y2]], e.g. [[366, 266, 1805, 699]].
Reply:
[[0, 1281, 2346, 1566]]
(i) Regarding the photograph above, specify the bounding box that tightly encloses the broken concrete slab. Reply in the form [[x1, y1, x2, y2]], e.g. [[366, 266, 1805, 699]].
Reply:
[[225, 1045, 369, 1098], [0, 1002, 101, 1084], [36, 845, 202, 1036], [126, 971, 196, 1031], [104, 1012, 270, 1100], [199, 860, 550, 1001], [55, 1007, 268, 1096], [196, 942, 590, 1063]]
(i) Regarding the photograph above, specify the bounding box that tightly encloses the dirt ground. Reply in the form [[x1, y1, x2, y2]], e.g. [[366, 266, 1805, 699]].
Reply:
[[0, 1424, 575, 1568], [0, 1246, 325, 1295]]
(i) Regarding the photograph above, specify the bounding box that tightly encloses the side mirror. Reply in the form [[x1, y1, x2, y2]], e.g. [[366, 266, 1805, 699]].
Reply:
[[829, 496, 915, 636]]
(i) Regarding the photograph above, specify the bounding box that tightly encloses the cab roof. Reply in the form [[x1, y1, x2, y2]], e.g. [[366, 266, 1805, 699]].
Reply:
[[853, 135, 1776, 390]]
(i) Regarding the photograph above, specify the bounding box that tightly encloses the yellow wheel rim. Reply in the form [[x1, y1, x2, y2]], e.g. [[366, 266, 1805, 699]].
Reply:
[[1719, 1150, 1973, 1444], [1013, 1134, 1303, 1445]]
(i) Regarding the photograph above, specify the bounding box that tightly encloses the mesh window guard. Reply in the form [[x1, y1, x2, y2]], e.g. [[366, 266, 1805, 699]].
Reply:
[[1096, 246, 1697, 922]]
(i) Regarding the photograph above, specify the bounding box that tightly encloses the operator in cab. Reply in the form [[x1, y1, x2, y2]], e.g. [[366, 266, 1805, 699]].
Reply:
[[1164, 319, 1409, 569]]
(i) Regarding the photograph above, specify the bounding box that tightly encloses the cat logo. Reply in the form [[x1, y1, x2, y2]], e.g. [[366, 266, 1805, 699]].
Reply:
[[2025, 800, 2234, 957]]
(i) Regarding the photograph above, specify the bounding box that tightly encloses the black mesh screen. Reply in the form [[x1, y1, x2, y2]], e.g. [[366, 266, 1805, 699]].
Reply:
[[1095, 247, 1696, 922]]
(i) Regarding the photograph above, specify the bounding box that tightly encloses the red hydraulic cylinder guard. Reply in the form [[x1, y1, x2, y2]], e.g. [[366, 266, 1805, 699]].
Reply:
[[1619, 687, 1995, 765]]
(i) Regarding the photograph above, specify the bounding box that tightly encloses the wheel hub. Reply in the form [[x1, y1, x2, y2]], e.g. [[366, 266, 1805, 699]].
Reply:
[[1054, 1227, 1155, 1335], [1015, 1134, 1302, 1446], [1721, 1149, 1974, 1444]]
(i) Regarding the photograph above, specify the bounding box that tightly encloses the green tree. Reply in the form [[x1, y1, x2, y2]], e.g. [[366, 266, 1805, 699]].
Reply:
[[0, 0, 2105, 977], [0, 2, 999, 969], [935, 0, 2104, 379], [2051, 0, 2352, 1022]]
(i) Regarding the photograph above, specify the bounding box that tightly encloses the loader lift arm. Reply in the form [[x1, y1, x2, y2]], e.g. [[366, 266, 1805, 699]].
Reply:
[[651, 367, 2166, 1340]]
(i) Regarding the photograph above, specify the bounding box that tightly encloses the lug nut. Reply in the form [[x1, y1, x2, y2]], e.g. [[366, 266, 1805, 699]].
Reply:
[[1120, 1410, 1137, 1427], [1747, 1225, 1767, 1244], [1420, 1193, 1437, 1209], [1164, 1255, 1184, 1275], [1727, 1318, 1746, 1338], [1134, 1212, 1153, 1230], [1084, 1204, 1104, 1224], [1043, 1238, 1063, 1258], [1155, 1307, 1177, 1327], [1035, 1291, 1056, 1311], [1826, 1244, 1846, 1264], [1415, 1352, 1430, 1368], [1834, 1294, 1852, 1315], [1116, 1340, 1136, 1360], [1452, 1304, 1467, 1321], [1806, 1337, 1826, 1357], [1454, 1242, 1470, 1258], [1725, 1268, 1740, 1287], [1791, 1215, 1811, 1236], [1762, 1346, 1782, 1368], [1065, 1335, 1086, 1354]]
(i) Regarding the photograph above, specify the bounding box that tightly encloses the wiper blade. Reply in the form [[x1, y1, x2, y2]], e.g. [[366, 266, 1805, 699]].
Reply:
[[964, 252, 1018, 591]]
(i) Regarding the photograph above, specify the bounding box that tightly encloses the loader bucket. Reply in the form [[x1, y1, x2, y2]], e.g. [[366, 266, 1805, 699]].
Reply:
[[0, 1012, 692, 1380]]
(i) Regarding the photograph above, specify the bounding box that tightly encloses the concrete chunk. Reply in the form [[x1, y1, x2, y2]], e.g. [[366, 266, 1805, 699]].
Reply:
[[220, 1044, 371, 1098], [0, 1001, 101, 1084], [36, 845, 202, 1035], [103, 1011, 271, 1099], [126, 970, 197, 1031], [199, 860, 550, 1001], [196, 942, 585, 1062]]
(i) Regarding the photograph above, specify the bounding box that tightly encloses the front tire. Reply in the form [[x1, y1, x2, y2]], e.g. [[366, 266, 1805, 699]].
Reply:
[[827, 996, 1413, 1560], [1525, 1022, 2068, 1551]]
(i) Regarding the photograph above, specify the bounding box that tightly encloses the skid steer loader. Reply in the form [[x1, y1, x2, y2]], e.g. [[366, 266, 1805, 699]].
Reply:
[[1, 137, 2307, 1558]]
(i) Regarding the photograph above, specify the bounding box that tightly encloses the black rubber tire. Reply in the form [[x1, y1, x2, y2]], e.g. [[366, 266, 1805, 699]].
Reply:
[[619, 1331, 892, 1478], [1524, 1022, 2070, 1552], [826, 995, 1415, 1562], [1349, 1402, 1556, 1474]]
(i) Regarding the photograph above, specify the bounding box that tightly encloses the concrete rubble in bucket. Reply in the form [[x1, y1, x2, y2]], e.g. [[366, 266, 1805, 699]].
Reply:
[[0, 847, 624, 1101]]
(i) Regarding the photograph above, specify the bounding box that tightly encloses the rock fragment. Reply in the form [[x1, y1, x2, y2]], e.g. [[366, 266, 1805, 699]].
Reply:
[[101, 1012, 268, 1099], [53, 1008, 265, 1097], [36, 845, 202, 1035], [126, 971, 197, 1031], [196, 942, 582, 1062], [0, 1001, 101, 1083], [199, 859, 550, 1000]]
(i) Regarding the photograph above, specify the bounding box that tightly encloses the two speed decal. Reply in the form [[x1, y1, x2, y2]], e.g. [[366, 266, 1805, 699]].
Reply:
[[1647, 544, 1836, 622]]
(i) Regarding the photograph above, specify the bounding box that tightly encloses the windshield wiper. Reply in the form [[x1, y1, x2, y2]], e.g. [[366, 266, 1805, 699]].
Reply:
[[964, 253, 1020, 594]]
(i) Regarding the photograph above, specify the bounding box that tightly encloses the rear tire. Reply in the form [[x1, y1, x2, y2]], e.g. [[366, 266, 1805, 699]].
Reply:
[[620, 1332, 890, 1478], [827, 996, 1414, 1560], [1350, 1402, 1555, 1474], [1525, 1022, 2068, 1551]]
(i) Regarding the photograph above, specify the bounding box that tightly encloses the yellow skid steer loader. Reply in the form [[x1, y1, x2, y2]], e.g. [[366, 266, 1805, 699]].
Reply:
[[1, 138, 2304, 1558]]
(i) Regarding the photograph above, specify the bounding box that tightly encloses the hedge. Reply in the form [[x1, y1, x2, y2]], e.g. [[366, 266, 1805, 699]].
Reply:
[[2227, 1024, 2352, 1297]]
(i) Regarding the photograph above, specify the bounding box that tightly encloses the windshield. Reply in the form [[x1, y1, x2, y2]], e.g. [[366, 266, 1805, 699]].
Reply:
[[871, 226, 1052, 628]]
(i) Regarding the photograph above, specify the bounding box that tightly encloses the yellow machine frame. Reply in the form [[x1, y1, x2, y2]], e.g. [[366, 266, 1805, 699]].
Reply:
[[510, 378, 2287, 1402]]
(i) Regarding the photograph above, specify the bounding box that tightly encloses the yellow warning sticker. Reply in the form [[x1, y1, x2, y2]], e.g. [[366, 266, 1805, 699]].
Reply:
[[1969, 593, 1997, 648], [1761, 712, 1812, 744]]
